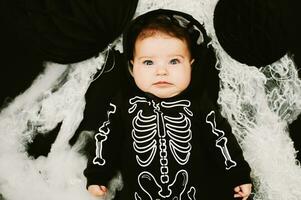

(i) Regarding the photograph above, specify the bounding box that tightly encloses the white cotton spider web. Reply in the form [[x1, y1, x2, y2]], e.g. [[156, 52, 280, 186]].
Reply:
[[212, 37, 301, 200], [262, 56, 301, 124], [0, 54, 106, 200]]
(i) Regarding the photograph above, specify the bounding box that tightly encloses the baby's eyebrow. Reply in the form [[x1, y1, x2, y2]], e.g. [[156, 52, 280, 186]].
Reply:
[[137, 56, 154, 60], [169, 55, 184, 59]]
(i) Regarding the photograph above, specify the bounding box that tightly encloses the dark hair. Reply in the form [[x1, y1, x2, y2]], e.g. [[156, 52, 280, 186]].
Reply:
[[123, 9, 211, 64], [127, 14, 194, 62]]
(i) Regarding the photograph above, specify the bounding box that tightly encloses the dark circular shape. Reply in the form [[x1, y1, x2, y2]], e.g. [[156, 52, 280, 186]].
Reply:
[[23, 0, 138, 64], [214, 0, 289, 67]]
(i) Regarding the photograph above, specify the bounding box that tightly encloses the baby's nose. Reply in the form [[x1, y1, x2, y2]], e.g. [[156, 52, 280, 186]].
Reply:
[[156, 65, 168, 75]]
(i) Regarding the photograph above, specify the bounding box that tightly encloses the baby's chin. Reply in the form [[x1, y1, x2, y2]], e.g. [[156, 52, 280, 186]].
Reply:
[[150, 90, 181, 99]]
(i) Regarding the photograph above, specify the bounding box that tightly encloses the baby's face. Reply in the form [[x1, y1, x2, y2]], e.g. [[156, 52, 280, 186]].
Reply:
[[131, 33, 193, 98]]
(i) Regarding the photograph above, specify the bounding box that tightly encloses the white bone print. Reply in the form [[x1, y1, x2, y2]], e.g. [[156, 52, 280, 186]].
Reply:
[[135, 170, 195, 200], [187, 187, 196, 200], [93, 103, 116, 166], [129, 96, 151, 114], [162, 100, 193, 166], [132, 110, 157, 167], [164, 113, 192, 165], [205, 111, 237, 170]]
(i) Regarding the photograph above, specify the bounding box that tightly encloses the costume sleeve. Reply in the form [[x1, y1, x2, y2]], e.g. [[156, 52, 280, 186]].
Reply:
[[198, 92, 252, 188], [204, 109, 252, 187], [83, 97, 124, 188]]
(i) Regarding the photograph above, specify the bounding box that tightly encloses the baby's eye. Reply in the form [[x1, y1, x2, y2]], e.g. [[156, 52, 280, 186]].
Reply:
[[169, 58, 180, 65], [143, 60, 154, 66]]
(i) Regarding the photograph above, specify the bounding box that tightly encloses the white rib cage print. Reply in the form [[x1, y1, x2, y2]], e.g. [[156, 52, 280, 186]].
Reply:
[[129, 96, 196, 200], [129, 97, 193, 169], [132, 110, 157, 167], [165, 113, 192, 165]]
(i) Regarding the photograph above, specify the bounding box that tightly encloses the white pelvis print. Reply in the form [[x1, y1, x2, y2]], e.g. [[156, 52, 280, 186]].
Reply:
[[129, 96, 196, 200]]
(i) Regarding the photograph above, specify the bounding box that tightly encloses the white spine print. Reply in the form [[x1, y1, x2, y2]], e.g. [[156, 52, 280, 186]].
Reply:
[[155, 108, 169, 184], [93, 103, 116, 166], [205, 111, 237, 170], [129, 96, 197, 199]]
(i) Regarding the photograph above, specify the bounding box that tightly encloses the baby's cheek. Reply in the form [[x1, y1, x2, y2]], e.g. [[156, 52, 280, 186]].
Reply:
[[179, 74, 191, 89]]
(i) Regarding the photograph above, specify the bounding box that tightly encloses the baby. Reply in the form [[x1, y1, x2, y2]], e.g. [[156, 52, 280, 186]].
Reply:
[[84, 9, 252, 200]]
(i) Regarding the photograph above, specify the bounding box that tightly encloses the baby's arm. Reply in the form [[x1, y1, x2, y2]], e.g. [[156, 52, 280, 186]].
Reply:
[[88, 185, 108, 197], [84, 98, 123, 197], [234, 183, 252, 200]]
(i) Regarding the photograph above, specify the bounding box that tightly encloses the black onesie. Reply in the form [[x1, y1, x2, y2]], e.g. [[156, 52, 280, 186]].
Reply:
[[83, 84, 251, 200]]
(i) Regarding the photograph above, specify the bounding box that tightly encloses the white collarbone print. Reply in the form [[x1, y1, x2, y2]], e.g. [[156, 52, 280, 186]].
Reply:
[[129, 96, 196, 200], [205, 111, 237, 170]]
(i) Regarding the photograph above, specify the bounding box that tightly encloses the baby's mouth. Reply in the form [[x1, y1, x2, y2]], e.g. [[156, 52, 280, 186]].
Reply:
[[153, 81, 172, 86]]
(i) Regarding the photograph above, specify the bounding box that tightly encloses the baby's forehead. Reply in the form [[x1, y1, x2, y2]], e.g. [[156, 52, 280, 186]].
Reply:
[[137, 29, 172, 39], [132, 29, 192, 57], [136, 29, 189, 45]]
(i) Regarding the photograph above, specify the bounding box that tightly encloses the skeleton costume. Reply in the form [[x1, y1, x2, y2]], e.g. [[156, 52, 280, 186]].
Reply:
[[83, 9, 251, 200]]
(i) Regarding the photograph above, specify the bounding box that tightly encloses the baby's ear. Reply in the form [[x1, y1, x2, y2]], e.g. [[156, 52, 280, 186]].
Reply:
[[128, 61, 134, 76]]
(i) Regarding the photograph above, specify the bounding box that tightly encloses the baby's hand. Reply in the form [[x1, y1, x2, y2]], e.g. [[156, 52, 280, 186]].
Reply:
[[234, 183, 252, 200], [88, 185, 108, 197]]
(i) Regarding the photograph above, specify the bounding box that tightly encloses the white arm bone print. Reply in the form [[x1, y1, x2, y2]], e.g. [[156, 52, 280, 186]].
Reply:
[[93, 103, 116, 166], [205, 111, 237, 170], [129, 96, 196, 199]]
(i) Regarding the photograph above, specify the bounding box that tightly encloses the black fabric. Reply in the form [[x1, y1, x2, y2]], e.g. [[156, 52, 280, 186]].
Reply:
[[0, 0, 44, 107], [69, 50, 129, 147], [0, 0, 138, 107], [1, 0, 138, 64], [25, 0, 138, 64], [213, 0, 300, 67]]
